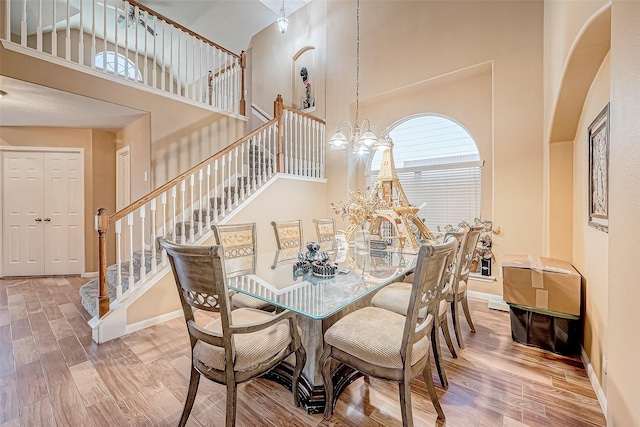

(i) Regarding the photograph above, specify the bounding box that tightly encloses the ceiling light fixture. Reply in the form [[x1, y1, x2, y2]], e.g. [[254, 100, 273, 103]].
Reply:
[[329, 0, 390, 154], [276, 0, 288, 34]]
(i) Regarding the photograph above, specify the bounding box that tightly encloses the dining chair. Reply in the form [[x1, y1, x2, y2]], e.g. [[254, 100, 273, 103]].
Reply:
[[321, 237, 456, 426], [160, 238, 306, 427], [212, 223, 274, 311], [313, 218, 336, 244], [446, 224, 485, 348], [371, 229, 467, 388], [271, 219, 303, 249]]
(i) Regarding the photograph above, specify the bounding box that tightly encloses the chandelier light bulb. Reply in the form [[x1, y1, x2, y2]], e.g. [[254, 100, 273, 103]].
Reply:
[[277, 1, 288, 34]]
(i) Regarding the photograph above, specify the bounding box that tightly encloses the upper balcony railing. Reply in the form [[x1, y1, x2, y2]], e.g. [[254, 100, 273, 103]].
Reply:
[[3, 0, 245, 115]]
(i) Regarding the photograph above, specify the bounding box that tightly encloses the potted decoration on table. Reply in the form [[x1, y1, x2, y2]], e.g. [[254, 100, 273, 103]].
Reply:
[[330, 190, 384, 252]]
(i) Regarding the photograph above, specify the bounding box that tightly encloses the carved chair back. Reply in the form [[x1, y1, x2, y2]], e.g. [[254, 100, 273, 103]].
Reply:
[[212, 223, 257, 278], [313, 218, 336, 243], [271, 220, 303, 249]]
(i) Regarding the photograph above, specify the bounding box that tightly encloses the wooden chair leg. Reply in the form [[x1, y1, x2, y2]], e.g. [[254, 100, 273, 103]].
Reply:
[[398, 378, 414, 427], [451, 300, 465, 349], [440, 313, 458, 358], [178, 366, 200, 427], [293, 346, 307, 407], [225, 381, 237, 427], [321, 348, 335, 421], [461, 296, 476, 333], [423, 354, 446, 422], [430, 323, 448, 389]]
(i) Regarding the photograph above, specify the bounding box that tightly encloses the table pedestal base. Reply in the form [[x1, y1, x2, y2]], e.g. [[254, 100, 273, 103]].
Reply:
[[263, 362, 363, 414]]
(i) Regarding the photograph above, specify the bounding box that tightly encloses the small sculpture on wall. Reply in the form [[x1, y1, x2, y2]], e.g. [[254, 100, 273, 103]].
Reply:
[[300, 67, 314, 109]]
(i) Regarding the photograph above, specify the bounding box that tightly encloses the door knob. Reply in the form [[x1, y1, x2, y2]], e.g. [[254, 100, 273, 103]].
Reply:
[[35, 218, 42, 222], [44, 218, 51, 222]]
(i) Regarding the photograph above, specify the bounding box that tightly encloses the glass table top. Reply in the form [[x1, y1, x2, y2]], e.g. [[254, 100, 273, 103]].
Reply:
[[226, 245, 418, 320]]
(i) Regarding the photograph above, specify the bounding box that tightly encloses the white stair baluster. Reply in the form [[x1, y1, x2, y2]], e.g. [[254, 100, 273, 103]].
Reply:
[[90, 0, 96, 65], [115, 220, 122, 301], [206, 164, 212, 228], [51, 0, 57, 56], [128, 213, 135, 288], [161, 23, 166, 92], [36, 0, 42, 52], [102, 0, 107, 62], [161, 192, 167, 264], [143, 10, 148, 85], [220, 156, 226, 215], [234, 146, 239, 205], [214, 159, 219, 222], [180, 181, 186, 244], [65, 0, 71, 60], [150, 199, 157, 273], [152, 13, 158, 88], [171, 186, 177, 241], [241, 144, 246, 201], [139, 205, 146, 281], [321, 123, 326, 178], [258, 132, 265, 185], [169, 26, 174, 94], [226, 152, 233, 210], [177, 33, 182, 96], [78, 0, 84, 64], [189, 174, 195, 241], [20, 0, 27, 46], [198, 169, 203, 235]]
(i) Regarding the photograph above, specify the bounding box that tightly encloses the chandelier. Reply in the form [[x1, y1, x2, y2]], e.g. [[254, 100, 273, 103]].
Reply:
[[328, 0, 391, 154], [276, 0, 289, 34]]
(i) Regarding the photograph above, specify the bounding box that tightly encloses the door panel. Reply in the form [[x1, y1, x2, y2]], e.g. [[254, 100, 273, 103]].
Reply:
[[2, 152, 45, 276], [43, 152, 83, 275]]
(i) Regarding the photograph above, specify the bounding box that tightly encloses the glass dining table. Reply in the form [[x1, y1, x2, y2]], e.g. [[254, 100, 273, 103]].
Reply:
[[226, 243, 418, 413]]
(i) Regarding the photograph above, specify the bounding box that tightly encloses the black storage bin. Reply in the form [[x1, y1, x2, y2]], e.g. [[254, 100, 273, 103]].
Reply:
[[508, 303, 581, 356]]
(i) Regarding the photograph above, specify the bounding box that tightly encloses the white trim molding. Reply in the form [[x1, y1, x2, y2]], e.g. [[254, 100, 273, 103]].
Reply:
[[467, 290, 510, 312], [127, 309, 183, 334], [581, 346, 608, 418]]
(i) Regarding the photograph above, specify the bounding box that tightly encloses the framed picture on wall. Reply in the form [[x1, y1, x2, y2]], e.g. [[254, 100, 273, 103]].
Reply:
[[588, 102, 610, 232]]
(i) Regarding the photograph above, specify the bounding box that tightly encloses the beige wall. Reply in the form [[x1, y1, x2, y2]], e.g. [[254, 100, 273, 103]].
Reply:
[[571, 53, 610, 388], [227, 176, 329, 253], [607, 0, 640, 424], [116, 115, 151, 201], [0, 127, 117, 273], [251, 0, 545, 297], [549, 140, 574, 261]]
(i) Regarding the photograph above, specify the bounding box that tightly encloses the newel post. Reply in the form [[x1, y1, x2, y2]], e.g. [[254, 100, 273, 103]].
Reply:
[[239, 51, 247, 116], [96, 208, 110, 318], [274, 94, 284, 173]]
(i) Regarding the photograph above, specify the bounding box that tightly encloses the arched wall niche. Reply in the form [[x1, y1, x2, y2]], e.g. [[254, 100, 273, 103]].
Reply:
[[292, 46, 316, 111], [549, 6, 611, 144]]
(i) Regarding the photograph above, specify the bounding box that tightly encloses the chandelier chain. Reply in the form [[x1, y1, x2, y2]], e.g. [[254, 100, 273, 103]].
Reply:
[[355, 0, 360, 125]]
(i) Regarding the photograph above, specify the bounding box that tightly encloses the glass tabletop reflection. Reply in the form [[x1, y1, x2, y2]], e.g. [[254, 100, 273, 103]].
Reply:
[[226, 245, 417, 320]]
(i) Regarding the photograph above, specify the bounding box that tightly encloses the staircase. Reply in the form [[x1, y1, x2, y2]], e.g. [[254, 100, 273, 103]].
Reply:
[[79, 142, 274, 318]]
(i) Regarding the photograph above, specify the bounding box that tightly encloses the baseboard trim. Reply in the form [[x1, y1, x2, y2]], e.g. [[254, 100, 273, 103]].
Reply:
[[580, 346, 607, 418], [467, 290, 510, 312], [126, 309, 183, 334], [81, 271, 98, 278]]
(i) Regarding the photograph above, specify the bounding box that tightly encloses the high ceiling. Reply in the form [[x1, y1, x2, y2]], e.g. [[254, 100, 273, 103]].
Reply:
[[137, 0, 311, 53]]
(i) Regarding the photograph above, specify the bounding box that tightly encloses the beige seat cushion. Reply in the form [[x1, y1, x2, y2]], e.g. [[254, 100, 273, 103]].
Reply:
[[194, 308, 291, 372], [231, 292, 272, 310], [372, 282, 447, 318], [324, 306, 430, 370]]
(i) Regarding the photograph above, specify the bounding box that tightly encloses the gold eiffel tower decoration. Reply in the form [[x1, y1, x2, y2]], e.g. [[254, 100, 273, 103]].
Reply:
[[368, 141, 435, 248]]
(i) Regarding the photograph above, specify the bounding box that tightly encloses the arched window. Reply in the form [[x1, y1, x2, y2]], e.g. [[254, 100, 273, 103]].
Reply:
[[366, 115, 482, 230], [95, 51, 142, 82]]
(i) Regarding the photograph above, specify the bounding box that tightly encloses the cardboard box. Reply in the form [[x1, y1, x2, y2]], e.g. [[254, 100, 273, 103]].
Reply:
[[502, 255, 582, 316]]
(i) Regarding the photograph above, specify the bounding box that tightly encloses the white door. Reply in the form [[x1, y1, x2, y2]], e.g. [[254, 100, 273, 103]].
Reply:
[[1, 150, 84, 276], [43, 152, 83, 275], [2, 152, 46, 276]]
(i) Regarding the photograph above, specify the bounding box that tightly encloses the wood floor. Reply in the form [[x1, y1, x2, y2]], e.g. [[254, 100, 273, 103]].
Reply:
[[1, 276, 606, 427]]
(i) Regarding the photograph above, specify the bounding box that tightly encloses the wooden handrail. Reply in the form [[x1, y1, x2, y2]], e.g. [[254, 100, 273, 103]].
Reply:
[[125, 0, 240, 59], [108, 117, 278, 225], [283, 105, 326, 125]]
